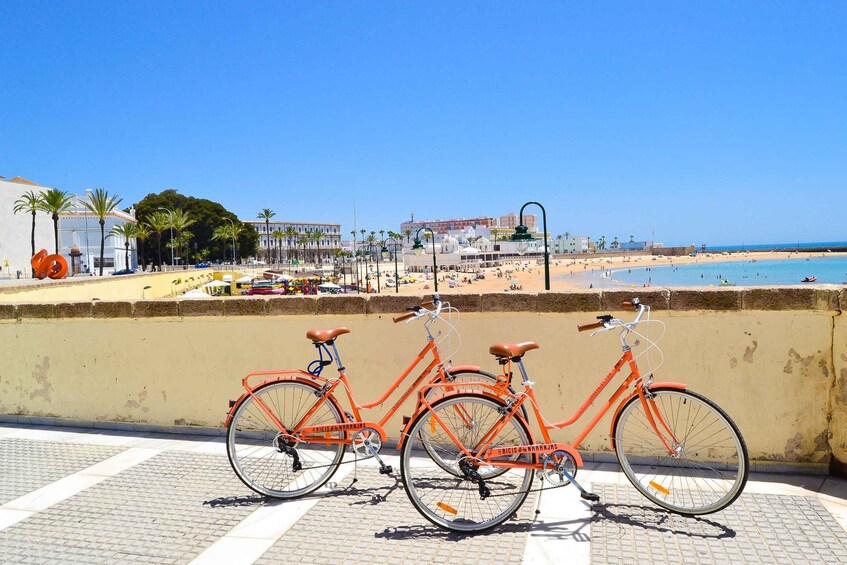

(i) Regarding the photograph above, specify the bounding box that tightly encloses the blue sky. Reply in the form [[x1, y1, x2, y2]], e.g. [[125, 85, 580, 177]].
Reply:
[[1, 1, 844, 246]]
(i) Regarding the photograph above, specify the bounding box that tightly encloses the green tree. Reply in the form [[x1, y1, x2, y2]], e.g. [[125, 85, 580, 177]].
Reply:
[[82, 188, 122, 275], [133, 189, 256, 264], [13, 190, 45, 277], [169, 209, 197, 265], [284, 226, 298, 264], [404, 229, 412, 243], [297, 234, 310, 265], [146, 211, 171, 269], [38, 189, 75, 254], [271, 228, 285, 265], [257, 208, 276, 263], [108, 223, 137, 270], [134, 223, 152, 271], [309, 229, 323, 265]]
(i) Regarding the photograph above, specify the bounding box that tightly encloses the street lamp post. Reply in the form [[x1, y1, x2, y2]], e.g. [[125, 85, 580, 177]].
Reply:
[[224, 217, 236, 265], [157, 207, 174, 269], [381, 237, 400, 293], [510, 201, 550, 290], [412, 227, 438, 292]]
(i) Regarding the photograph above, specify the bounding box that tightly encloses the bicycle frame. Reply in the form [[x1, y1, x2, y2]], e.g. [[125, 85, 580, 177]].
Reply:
[[411, 348, 688, 470], [225, 335, 481, 446]]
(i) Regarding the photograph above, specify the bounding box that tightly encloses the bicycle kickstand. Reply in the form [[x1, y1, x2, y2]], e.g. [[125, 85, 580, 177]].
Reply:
[[560, 469, 600, 502]]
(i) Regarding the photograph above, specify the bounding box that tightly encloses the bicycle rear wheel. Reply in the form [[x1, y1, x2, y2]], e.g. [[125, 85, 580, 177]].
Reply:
[[400, 394, 534, 532], [613, 388, 748, 515], [227, 380, 345, 498], [422, 369, 526, 477]]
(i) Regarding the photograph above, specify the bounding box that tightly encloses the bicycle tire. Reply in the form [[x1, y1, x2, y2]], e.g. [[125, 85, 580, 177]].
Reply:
[[226, 380, 346, 498], [613, 388, 748, 515], [400, 393, 534, 532], [421, 369, 527, 477]]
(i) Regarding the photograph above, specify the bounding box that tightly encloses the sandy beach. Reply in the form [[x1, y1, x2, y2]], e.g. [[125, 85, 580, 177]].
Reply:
[[376, 250, 846, 295]]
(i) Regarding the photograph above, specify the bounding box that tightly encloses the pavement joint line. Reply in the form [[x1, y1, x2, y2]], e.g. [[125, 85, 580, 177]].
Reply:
[[0, 447, 162, 521], [190, 464, 355, 564]]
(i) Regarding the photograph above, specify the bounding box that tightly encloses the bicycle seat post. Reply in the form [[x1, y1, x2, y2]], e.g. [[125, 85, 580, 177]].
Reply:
[[329, 341, 345, 372]]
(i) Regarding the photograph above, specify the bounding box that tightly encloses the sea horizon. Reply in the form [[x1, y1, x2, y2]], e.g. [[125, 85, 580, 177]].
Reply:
[[700, 241, 847, 252]]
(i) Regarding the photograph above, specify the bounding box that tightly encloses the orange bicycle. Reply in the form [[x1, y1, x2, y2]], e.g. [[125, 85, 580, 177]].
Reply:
[[400, 298, 749, 532], [225, 296, 520, 498]]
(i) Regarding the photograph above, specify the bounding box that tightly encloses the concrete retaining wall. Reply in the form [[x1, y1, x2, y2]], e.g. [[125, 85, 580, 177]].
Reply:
[[0, 287, 844, 474]]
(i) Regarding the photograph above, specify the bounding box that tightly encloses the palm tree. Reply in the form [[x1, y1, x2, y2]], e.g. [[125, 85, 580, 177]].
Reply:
[[108, 223, 137, 270], [169, 209, 196, 265], [404, 229, 412, 243], [82, 188, 122, 275], [38, 188, 75, 254], [297, 235, 310, 265], [598, 235, 606, 251], [257, 208, 276, 263], [629, 234, 635, 243], [284, 226, 298, 265], [134, 223, 152, 272], [212, 223, 244, 263], [271, 229, 285, 265], [612, 236, 619, 249], [146, 211, 171, 269], [13, 190, 45, 277]]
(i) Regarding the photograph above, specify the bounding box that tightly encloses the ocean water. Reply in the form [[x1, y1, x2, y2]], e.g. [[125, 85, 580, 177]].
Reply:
[[572, 255, 847, 289], [706, 241, 847, 252]]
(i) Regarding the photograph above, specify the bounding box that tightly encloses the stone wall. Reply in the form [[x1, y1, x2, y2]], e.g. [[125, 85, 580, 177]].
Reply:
[[0, 287, 844, 474]]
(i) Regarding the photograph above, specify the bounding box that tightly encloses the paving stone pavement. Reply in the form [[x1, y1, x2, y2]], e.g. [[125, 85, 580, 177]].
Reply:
[[0, 451, 261, 564], [590, 483, 847, 565], [257, 466, 538, 565], [0, 438, 125, 504], [0, 423, 846, 564]]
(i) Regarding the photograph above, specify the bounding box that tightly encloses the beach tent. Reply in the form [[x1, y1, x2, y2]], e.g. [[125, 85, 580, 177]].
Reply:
[[235, 275, 253, 284], [318, 282, 341, 289], [203, 280, 231, 289]]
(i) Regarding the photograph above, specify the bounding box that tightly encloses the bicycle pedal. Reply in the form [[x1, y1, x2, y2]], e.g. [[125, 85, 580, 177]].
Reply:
[[580, 492, 600, 502], [379, 465, 393, 475]]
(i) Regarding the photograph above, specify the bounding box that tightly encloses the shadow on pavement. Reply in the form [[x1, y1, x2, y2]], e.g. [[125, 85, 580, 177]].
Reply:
[[590, 502, 736, 540]]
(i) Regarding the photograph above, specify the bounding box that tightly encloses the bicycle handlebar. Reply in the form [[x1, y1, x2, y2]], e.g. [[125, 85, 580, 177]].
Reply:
[[577, 298, 647, 332], [392, 297, 441, 324], [393, 311, 416, 323]]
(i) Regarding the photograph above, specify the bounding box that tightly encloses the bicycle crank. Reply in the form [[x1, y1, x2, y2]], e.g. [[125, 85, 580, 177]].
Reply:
[[540, 450, 576, 486], [352, 428, 393, 475]]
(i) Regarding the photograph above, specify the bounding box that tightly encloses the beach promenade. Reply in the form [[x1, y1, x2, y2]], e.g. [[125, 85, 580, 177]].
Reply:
[[1, 422, 846, 564]]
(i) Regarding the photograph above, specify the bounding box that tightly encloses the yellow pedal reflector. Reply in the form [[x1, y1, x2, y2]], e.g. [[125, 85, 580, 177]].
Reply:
[[649, 481, 670, 495], [437, 502, 458, 515], [430, 416, 436, 433]]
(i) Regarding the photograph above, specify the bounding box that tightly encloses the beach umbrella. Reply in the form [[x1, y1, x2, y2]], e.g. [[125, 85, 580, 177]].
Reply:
[[318, 282, 341, 289]]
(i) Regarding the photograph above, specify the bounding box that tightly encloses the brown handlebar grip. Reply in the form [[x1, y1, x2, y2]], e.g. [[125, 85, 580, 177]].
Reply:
[[421, 301, 435, 309], [577, 321, 605, 332], [393, 311, 416, 323], [622, 301, 636, 310]]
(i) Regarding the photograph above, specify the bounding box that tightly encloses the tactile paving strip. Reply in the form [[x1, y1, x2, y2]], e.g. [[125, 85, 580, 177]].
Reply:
[[0, 450, 263, 564], [0, 438, 125, 504], [590, 483, 847, 565], [257, 466, 539, 565]]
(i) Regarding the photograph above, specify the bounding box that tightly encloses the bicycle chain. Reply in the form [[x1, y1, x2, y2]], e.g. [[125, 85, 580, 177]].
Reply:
[[485, 473, 573, 498], [295, 450, 375, 472]]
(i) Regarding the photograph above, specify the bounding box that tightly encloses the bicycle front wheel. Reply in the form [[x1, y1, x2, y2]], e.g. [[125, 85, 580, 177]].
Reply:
[[613, 388, 748, 515], [401, 394, 534, 532], [227, 380, 346, 498]]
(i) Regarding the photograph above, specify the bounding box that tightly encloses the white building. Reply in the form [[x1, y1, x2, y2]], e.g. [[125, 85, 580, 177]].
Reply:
[[244, 220, 342, 264], [0, 176, 55, 278], [59, 199, 138, 274], [552, 235, 590, 254]]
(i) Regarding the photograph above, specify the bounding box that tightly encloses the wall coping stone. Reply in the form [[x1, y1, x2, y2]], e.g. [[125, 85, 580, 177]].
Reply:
[[2, 287, 843, 320]]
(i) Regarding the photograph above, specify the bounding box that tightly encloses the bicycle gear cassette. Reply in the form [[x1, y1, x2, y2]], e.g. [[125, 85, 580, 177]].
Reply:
[[540, 450, 576, 486]]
